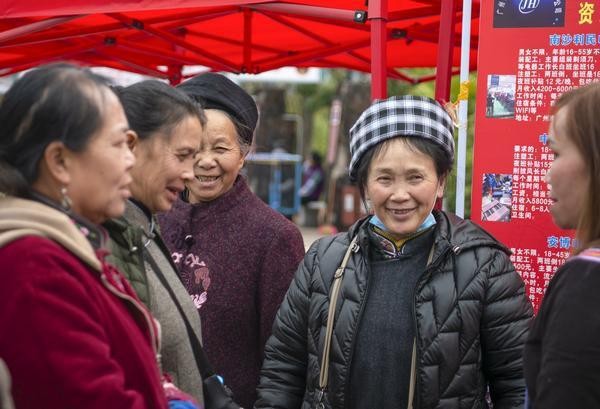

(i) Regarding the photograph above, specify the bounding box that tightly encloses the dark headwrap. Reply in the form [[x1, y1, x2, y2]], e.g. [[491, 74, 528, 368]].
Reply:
[[177, 73, 258, 145]]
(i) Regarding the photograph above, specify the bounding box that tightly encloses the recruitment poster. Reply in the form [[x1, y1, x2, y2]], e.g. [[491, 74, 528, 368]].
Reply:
[[472, 0, 599, 310]]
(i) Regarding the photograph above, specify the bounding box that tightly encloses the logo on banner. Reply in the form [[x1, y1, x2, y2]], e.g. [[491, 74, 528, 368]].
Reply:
[[494, 0, 565, 27], [519, 0, 540, 14]]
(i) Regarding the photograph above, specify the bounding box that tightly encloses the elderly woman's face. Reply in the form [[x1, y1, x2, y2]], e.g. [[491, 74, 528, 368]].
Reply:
[[186, 109, 245, 203], [129, 115, 202, 213], [365, 138, 444, 238], [66, 90, 135, 224]]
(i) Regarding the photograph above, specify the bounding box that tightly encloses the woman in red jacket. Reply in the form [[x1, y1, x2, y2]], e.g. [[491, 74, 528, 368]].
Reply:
[[0, 63, 167, 409]]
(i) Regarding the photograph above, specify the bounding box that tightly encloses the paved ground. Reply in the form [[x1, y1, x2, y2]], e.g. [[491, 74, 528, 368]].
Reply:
[[297, 225, 337, 251]]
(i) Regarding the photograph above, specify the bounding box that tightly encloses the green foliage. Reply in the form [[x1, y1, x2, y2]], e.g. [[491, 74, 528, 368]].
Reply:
[[444, 72, 477, 219], [287, 70, 351, 157], [311, 106, 330, 156]]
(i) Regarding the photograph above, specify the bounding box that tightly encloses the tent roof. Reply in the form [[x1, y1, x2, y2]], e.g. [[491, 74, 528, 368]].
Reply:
[[0, 1, 479, 82]]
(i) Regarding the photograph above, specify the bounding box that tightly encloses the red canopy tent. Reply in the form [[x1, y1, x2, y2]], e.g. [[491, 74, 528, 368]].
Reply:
[[0, 0, 479, 100]]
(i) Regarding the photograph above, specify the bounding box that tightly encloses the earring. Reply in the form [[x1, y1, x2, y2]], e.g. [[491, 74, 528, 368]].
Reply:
[[60, 186, 72, 212]]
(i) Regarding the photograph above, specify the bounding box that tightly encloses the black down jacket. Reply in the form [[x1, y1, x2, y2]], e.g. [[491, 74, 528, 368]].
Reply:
[[256, 211, 533, 409]]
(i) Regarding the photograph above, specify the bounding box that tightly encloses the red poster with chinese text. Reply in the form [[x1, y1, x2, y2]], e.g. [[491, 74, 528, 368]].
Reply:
[[473, 0, 598, 311]]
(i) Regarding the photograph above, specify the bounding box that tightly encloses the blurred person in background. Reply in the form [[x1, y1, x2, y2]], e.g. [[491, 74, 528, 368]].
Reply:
[[524, 82, 600, 408], [159, 72, 305, 409], [104, 80, 206, 404], [256, 96, 533, 409], [0, 63, 166, 409], [299, 151, 324, 205]]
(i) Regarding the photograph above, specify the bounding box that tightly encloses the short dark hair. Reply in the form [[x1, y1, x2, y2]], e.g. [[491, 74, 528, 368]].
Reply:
[[0, 62, 113, 196], [311, 151, 323, 166], [354, 136, 452, 206], [114, 80, 206, 141]]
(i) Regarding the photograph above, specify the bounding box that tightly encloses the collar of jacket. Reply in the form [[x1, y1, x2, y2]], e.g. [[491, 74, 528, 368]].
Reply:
[[347, 210, 511, 259], [104, 200, 161, 250], [114, 200, 180, 273], [103, 211, 143, 253], [123, 200, 159, 238], [0, 195, 102, 271], [433, 210, 510, 255], [177, 174, 252, 223], [29, 190, 107, 250]]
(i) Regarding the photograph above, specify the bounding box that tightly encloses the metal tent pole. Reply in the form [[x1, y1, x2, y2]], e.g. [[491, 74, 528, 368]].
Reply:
[[369, 0, 388, 100], [435, 0, 456, 210], [434, 0, 456, 101], [455, 0, 473, 218]]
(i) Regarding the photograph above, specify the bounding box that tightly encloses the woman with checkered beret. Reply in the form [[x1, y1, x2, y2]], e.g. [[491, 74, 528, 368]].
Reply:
[[256, 95, 533, 409]]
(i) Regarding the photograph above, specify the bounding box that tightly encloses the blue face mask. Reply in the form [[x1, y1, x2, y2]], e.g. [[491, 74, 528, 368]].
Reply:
[[369, 212, 436, 235]]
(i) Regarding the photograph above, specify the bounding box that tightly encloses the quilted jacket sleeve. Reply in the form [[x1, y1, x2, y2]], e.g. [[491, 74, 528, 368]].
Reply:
[[255, 243, 317, 409], [0, 238, 166, 409], [480, 247, 533, 409]]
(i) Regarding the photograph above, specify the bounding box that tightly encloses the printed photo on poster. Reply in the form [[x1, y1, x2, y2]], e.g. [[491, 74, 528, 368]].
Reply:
[[494, 0, 565, 28], [486, 75, 516, 119], [482, 173, 512, 222]]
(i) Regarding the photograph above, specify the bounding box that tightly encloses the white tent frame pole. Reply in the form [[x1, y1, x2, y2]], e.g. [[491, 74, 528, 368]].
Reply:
[[455, 0, 473, 218]]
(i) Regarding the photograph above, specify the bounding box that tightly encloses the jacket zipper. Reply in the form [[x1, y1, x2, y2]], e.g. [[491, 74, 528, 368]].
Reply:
[[342, 241, 368, 409], [410, 244, 456, 408], [339, 239, 459, 408]]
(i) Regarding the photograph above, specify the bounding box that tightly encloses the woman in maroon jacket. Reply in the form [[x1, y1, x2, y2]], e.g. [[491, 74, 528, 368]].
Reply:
[[0, 63, 167, 409]]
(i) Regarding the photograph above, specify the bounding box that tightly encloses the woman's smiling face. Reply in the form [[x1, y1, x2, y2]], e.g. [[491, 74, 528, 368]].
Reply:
[[129, 114, 202, 213], [187, 109, 245, 203], [365, 138, 445, 239]]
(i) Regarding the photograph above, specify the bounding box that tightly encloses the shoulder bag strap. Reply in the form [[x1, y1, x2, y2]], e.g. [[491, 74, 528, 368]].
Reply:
[[317, 236, 359, 401], [144, 251, 215, 379], [315, 236, 435, 409]]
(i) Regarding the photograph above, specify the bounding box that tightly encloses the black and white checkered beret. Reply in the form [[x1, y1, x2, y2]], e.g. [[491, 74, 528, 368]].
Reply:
[[348, 95, 454, 181]]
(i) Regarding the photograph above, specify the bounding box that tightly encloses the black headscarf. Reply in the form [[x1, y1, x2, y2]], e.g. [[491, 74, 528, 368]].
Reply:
[[177, 73, 258, 145]]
